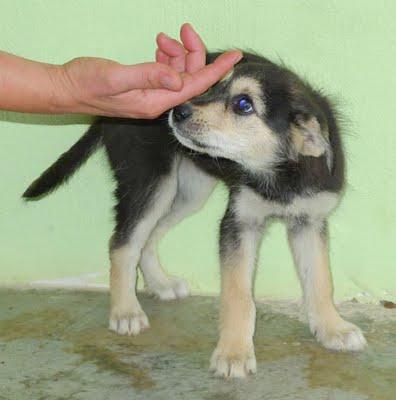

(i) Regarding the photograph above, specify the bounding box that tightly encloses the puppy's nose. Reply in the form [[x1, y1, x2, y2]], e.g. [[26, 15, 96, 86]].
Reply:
[[173, 104, 192, 122]]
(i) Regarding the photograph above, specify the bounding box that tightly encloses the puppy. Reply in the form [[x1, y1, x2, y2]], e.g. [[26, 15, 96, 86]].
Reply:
[[23, 52, 367, 378]]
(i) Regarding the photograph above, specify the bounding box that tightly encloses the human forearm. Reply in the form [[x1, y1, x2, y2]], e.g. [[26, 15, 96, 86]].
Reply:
[[0, 51, 66, 113]]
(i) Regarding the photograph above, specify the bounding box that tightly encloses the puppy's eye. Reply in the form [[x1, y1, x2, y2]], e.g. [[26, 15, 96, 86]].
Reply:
[[233, 95, 254, 115]]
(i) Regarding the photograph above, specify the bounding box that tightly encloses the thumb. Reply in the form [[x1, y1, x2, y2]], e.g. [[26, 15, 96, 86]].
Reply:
[[110, 62, 183, 92]]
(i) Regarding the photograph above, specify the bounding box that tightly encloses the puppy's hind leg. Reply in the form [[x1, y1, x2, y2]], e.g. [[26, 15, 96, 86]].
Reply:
[[287, 217, 367, 351], [109, 164, 178, 336], [109, 243, 149, 336], [139, 158, 216, 300]]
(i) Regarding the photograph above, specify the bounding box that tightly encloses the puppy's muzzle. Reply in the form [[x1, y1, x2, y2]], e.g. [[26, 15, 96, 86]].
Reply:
[[173, 104, 193, 123]]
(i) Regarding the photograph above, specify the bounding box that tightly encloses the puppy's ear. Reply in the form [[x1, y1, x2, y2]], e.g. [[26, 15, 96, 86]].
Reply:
[[290, 113, 333, 172]]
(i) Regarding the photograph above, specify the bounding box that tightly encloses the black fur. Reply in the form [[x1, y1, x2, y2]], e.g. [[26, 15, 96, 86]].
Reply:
[[220, 204, 243, 256], [23, 123, 103, 199], [23, 51, 344, 247], [102, 118, 177, 247]]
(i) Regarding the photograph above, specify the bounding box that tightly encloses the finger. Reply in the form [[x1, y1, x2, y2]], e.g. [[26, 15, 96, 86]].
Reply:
[[180, 23, 206, 73], [156, 32, 186, 72], [156, 32, 185, 57], [155, 48, 170, 64], [111, 62, 183, 92], [167, 50, 242, 104]]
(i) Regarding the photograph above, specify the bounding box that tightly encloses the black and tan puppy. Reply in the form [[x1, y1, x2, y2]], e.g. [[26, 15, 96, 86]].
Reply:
[[24, 52, 367, 378]]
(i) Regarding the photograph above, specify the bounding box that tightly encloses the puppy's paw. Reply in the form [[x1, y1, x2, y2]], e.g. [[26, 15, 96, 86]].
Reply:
[[209, 342, 256, 378], [312, 318, 367, 351], [109, 309, 149, 336], [149, 276, 190, 301]]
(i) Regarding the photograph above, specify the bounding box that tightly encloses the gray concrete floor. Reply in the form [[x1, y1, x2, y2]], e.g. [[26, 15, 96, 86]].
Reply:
[[0, 289, 395, 400]]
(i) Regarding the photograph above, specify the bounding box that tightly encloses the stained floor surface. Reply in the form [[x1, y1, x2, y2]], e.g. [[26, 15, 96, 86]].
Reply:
[[0, 289, 395, 400]]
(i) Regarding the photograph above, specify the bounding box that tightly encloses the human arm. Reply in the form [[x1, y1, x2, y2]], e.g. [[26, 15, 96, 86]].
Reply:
[[0, 24, 241, 118]]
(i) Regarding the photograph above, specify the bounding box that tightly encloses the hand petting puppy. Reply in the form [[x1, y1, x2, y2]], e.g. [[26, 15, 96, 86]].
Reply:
[[56, 24, 241, 118], [0, 23, 242, 118]]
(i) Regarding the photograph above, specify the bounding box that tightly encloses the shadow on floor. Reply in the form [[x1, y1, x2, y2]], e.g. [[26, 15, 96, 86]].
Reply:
[[0, 289, 395, 400]]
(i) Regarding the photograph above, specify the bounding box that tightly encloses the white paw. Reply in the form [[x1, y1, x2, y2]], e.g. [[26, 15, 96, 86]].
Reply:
[[109, 310, 149, 336], [209, 344, 257, 378], [312, 319, 367, 351], [149, 276, 190, 301]]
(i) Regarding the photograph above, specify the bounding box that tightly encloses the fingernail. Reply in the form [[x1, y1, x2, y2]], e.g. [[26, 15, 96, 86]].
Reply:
[[233, 50, 243, 63], [159, 32, 170, 39]]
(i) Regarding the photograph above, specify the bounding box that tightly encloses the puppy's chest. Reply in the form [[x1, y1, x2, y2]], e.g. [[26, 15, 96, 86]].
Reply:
[[234, 186, 340, 225]]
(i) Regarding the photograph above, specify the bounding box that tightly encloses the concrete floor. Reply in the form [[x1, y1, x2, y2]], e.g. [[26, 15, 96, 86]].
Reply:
[[0, 289, 395, 400]]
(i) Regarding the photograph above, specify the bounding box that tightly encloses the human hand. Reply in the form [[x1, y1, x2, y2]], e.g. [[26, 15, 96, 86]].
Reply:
[[54, 24, 242, 118]]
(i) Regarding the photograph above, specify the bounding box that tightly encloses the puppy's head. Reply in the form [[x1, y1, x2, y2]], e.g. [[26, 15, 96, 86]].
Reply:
[[169, 54, 333, 173]]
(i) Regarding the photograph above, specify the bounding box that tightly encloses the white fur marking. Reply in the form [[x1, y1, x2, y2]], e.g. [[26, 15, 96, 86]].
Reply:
[[139, 158, 216, 300], [234, 187, 339, 225]]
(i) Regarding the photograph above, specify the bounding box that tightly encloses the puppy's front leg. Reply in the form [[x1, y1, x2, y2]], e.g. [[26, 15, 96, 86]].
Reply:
[[210, 210, 259, 378], [288, 218, 367, 351]]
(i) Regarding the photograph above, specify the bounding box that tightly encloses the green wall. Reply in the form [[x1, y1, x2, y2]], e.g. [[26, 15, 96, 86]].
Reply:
[[1, 0, 395, 302]]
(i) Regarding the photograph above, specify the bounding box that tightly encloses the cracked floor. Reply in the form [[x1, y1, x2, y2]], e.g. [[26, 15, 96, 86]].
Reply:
[[0, 289, 395, 400]]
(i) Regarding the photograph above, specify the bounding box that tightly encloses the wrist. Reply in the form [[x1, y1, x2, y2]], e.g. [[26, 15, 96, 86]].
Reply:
[[45, 62, 82, 114]]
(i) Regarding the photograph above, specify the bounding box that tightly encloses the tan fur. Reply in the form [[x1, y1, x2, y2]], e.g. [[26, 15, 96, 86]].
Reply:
[[220, 249, 256, 346], [109, 159, 179, 335], [291, 115, 330, 158], [109, 244, 149, 336], [210, 230, 258, 378], [288, 222, 367, 351], [172, 80, 278, 171], [291, 124, 306, 154], [109, 245, 141, 318], [229, 77, 265, 115]]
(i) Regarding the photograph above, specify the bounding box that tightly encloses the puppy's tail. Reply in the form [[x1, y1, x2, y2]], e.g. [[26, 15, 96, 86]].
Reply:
[[23, 122, 103, 200]]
